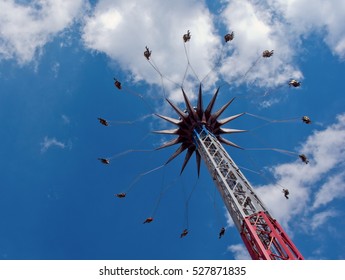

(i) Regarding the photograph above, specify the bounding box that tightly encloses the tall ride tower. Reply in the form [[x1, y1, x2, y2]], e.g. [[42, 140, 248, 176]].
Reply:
[[155, 85, 304, 260]]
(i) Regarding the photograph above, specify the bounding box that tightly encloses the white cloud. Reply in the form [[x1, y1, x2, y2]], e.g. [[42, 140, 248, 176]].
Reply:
[[270, 0, 345, 59], [255, 113, 345, 231], [310, 210, 338, 231], [52, 62, 60, 78], [82, 0, 310, 94], [227, 244, 251, 260], [82, 0, 221, 102], [2, 0, 344, 92], [259, 97, 280, 108], [61, 114, 70, 124], [82, 0, 345, 103], [40, 136, 66, 153], [219, 0, 303, 88], [81, 0, 312, 101], [225, 211, 234, 228], [312, 171, 345, 209], [0, 0, 88, 64], [219, 0, 345, 90]]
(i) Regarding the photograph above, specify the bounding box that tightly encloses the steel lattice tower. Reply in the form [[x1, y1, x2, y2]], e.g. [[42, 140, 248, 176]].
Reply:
[[155, 85, 304, 260]]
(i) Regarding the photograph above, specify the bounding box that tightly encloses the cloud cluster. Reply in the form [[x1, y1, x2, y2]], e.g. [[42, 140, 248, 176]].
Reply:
[[218, 0, 344, 88], [219, 0, 303, 88], [1, 0, 345, 95], [82, 0, 220, 102], [83, 0, 302, 98], [40, 136, 67, 153], [271, 0, 345, 59], [0, 0, 87, 64], [256, 113, 345, 230], [227, 244, 250, 260], [81, 0, 345, 100]]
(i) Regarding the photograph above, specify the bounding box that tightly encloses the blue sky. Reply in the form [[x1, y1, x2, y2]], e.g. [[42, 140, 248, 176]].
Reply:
[[1, 0, 345, 260]]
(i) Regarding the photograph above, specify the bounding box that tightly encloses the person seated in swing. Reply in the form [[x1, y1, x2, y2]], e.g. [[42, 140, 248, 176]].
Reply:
[[302, 116, 311, 124], [283, 189, 289, 199], [144, 46, 151, 60], [98, 158, 110, 164], [143, 217, 154, 224], [224, 32, 234, 42], [180, 229, 189, 238], [219, 227, 225, 239], [98, 117, 109, 126], [262, 50, 274, 57], [289, 79, 301, 87], [113, 78, 122, 89], [183, 30, 191, 42], [299, 154, 309, 164], [115, 192, 126, 198]]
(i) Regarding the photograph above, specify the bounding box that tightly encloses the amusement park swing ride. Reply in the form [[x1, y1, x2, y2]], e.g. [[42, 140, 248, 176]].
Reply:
[[98, 30, 309, 260]]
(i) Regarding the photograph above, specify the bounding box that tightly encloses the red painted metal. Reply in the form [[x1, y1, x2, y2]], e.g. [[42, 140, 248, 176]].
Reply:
[[240, 211, 304, 260]]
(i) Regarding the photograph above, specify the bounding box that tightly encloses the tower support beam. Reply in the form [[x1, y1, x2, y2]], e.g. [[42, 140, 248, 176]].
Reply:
[[193, 125, 304, 260]]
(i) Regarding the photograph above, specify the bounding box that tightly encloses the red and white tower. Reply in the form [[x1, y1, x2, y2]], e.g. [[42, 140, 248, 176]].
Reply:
[[155, 85, 304, 260]]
